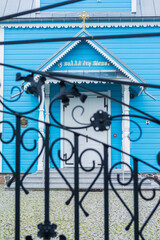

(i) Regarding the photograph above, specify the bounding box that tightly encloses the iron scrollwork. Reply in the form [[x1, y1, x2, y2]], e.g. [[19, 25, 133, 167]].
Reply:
[[1, 73, 46, 115], [108, 157, 160, 239], [0, 69, 160, 240], [49, 82, 90, 129]]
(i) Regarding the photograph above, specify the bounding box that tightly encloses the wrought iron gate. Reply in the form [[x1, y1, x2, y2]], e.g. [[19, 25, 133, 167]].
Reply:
[[0, 70, 160, 240]]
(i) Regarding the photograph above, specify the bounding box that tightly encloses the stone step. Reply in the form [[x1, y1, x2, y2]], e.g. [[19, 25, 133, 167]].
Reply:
[[6, 183, 159, 190], [22, 177, 151, 185], [5, 168, 160, 190], [24, 171, 141, 179]]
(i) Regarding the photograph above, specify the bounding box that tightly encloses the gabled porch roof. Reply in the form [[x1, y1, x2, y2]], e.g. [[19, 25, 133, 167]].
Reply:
[[35, 29, 148, 96]]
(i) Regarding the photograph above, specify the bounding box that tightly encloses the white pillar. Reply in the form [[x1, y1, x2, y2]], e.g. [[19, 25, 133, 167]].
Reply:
[[45, 84, 50, 123], [122, 85, 130, 170], [0, 27, 4, 172], [38, 85, 45, 170]]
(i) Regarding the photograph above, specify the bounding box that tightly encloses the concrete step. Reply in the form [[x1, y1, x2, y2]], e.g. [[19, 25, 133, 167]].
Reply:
[[5, 168, 160, 190], [6, 183, 159, 190]]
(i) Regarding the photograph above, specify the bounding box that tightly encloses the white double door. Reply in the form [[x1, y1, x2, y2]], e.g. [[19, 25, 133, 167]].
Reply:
[[61, 93, 110, 168]]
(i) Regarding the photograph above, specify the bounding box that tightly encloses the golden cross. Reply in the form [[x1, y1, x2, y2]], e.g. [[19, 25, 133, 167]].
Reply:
[[79, 11, 90, 29]]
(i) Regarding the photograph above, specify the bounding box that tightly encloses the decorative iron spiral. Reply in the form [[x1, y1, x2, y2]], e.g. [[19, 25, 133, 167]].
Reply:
[[109, 161, 134, 231]]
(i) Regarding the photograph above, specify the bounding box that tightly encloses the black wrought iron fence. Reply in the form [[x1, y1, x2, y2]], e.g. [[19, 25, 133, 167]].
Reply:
[[0, 70, 160, 240]]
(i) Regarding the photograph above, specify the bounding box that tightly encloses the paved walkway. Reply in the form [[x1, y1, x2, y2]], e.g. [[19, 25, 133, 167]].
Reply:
[[0, 185, 159, 239]]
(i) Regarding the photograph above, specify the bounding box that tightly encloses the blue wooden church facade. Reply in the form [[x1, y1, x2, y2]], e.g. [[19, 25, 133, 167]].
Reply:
[[0, 0, 160, 173]]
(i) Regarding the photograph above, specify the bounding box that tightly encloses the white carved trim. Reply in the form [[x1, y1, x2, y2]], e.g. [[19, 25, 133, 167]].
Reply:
[[1, 21, 160, 29], [35, 36, 140, 84], [0, 28, 4, 172], [25, 31, 143, 91], [24, 70, 116, 92], [121, 85, 130, 170], [45, 77, 115, 84], [132, 0, 137, 13], [86, 39, 139, 83], [42, 40, 81, 72], [38, 85, 45, 171], [45, 71, 125, 84]]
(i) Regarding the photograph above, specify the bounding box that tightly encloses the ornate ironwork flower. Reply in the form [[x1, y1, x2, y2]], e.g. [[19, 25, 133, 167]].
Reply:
[[37, 221, 57, 238], [90, 110, 111, 131]]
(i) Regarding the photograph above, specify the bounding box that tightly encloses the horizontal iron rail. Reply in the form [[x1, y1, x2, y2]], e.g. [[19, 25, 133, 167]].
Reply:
[[1, 62, 160, 89], [48, 72, 160, 89], [0, 33, 160, 45]]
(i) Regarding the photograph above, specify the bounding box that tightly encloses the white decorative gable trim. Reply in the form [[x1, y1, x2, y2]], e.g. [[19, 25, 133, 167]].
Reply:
[[42, 40, 81, 72], [0, 21, 160, 29], [37, 30, 142, 85], [86, 39, 139, 83]]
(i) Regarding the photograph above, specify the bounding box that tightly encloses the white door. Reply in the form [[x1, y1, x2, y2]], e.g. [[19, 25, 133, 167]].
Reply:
[[61, 93, 110, 167]]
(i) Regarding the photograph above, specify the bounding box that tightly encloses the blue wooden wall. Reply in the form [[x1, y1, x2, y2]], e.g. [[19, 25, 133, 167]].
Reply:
[[2, 25, 160, 172], [40, 0, 131, 12]]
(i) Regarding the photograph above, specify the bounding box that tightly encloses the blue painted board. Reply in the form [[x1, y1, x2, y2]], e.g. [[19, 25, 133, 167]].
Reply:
[[40, 0, 131, 12], [3, 25, 160, 172]]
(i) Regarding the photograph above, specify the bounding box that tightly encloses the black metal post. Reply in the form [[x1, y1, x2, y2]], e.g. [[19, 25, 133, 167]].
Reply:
[[44, 123, 50, 240], [133, 158, 139, 240], [15, 115, 21, 240], [104, 145, 109, 240], [74, 133, 79, 240]]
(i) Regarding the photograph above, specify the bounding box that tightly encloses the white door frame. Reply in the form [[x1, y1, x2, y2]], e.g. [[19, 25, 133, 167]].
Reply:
[[61, 91, 111, 168], [121, 85, 130, 170]]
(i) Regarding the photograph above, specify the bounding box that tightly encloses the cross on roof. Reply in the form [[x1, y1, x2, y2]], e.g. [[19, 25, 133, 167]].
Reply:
[[79, 11, 90, 29]]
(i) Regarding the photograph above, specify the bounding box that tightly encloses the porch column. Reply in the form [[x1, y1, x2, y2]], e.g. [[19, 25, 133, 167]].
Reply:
[[44, 84, 50, 123], [122, 85, 130, 169], [38, 85, 45, 170]]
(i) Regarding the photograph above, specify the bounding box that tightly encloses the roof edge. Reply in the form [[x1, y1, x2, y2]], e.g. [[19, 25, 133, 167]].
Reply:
[[1, 16, 160, 23]]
